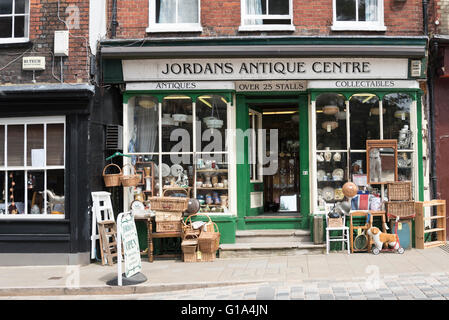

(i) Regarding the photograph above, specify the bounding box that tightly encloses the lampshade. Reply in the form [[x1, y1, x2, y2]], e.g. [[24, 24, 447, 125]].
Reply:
[[138, 97, 156, 109], [323, 105, 339, 115], [394, 110, 409, 120]]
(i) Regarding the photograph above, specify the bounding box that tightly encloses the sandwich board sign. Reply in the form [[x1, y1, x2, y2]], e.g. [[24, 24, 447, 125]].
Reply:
[[116, 211, 142, 285]]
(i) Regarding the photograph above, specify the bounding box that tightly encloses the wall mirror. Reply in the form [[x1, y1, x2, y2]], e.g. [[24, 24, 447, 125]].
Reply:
[[366, 140, 398, 184]]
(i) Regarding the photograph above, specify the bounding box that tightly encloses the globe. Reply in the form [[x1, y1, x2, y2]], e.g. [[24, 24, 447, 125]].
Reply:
[[342, 182, 358, 198]]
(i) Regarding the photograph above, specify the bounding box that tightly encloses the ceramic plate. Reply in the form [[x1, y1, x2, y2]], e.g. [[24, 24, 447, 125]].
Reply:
[[171, 164, 184, 177], [317, 170, 326, 181], [322, 187, 334, 201], [131, 200, 145, 211], [161, 163, 171, 177], [332, 168, 344, 181]]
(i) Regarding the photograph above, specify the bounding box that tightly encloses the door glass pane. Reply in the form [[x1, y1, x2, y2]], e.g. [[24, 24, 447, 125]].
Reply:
[[0, 0, 12, 14], [27, 124, 44, 166], [27, 171, 44, 214], [336, 0, 356, 21], [14, 15, 25, 37], [7, 125, 24, 166], [268, 0, 289, 15], [316, 93, 346, 150], [178, 0, 198, 23], [0, 17, 12, 38], [162, 95, 193, 153], [47, 124, 64, 166], [197, 95, 227, 153], [349, 94, 380, 150], [383, 93, 412, 150], [128, 96, 159, 153], [0, 125, 4, 167], [7, 171, 25, 214], [47, 169, 64, 215]]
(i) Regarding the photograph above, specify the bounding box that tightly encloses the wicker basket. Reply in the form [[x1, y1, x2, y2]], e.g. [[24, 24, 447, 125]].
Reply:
[[328, 217, 344, 228], [387, 181, 412, 201], [155, 211, 183, 222], [147, 197, 189, 212], [102, 163, 122, 187], [182, 239, 198, 262], [386, 201, 415, 218], [182, 213, 212, 240], [120, 163, 140, 187], [198, 222, 220, 253], [199, 251, 216, 262], [156, 220, 182, 232]]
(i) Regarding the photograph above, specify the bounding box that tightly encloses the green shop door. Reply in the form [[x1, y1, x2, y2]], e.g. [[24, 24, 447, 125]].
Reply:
[[236, 94, 310, 230]]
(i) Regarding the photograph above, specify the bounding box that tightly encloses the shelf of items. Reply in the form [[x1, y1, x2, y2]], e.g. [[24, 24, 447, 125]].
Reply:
[[135, 157, 156, 199], [415, 200, 446, 249]]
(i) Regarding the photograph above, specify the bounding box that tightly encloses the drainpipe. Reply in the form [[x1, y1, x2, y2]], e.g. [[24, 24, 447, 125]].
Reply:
[[111, 0, 118, 38], [428, 39, 438, 199], [423, 0, 428, 36]]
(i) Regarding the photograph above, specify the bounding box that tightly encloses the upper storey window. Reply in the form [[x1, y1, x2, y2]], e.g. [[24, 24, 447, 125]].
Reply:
[[147, 0, 202, 33], [332, 0, 386, 31], [239, 0, 295, 32], [0, 0, 29, 43]]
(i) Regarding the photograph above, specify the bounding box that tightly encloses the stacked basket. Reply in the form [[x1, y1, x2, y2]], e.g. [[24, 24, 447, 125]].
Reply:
[[385, 181, 415, 219], [147, 197, 189, 232]]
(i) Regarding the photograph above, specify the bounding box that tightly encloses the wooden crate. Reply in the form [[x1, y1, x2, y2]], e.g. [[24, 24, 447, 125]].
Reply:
[[387, 181, 412, 201], [415, 200, 446, 249]]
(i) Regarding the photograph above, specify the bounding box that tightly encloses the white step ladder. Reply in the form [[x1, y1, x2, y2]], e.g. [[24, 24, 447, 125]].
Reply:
[[91, 191, 116, 265]]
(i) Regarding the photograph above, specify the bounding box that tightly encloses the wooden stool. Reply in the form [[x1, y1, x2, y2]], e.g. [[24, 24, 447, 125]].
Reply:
[[98, 220, 118, 266]]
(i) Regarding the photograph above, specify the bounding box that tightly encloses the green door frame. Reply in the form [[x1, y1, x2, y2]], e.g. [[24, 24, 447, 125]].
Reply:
[[236, 93, 310, 230]]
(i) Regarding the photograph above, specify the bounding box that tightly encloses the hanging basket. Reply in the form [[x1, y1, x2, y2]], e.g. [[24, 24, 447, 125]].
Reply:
[[120, 163, 140, 187], [102, 163, 123, 187]]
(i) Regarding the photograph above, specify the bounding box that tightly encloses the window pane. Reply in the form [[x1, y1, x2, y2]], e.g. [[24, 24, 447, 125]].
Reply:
[[157, 0, 176, 23], [317, 151, 348, 209], [246, 0, 265, 14], [7, 125, 24, 166], [27, 171, 44, 214], [161, 154, 193, 196], [178, 0, 198, 23], [0, 126, 4, 166], [7, 171, 25, 214], [128, 96, 159, 153], [47, 124, 64, 166], [46, 169, 64, 215], [336, 0, 356, 21], [360, 0, 378, 21], [268, 0, 289, 15], [15, 0, 26, 13], [0, 0, 12, 14], [0, 172, 4, 214], [197, 95, 227, 153], [133, 155, 160, 199], [27, 124, 44, 166], [0, 17, 12, 38], [162, 95, 193, 153], [383, 93, 412, 150], [14, 15, 24, 37], [349, 94, 380, 150], [316, 93, 346, 150]]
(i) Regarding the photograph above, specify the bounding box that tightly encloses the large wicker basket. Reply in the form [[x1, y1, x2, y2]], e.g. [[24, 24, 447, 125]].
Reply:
[[387, 181, 412, 201], [198, 221, 220, 253], [147, 197, 189, 212], [102, 163, 122, 187], [386, 201, 415, 218], [181, 239, 198, 262], [120, 163, 140, 187]]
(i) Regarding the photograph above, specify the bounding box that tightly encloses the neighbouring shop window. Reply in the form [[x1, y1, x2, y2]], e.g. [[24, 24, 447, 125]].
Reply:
[[126, 94, 231, 214], [0, 0, 29, 43], [333, 0, 385, 31], [314, 92, 416, 213], [0, 117, 66, 218], [147, 0, 201, 33]]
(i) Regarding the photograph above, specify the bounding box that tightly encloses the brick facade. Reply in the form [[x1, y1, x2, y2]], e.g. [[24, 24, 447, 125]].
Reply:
[[435, 0, 449, 34], [106, 0, 425, 39], [0, 0, 90, 85]]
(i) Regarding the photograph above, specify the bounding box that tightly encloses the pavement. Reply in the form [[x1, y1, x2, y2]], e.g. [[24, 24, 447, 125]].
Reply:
[[1, 246, 449, 299]]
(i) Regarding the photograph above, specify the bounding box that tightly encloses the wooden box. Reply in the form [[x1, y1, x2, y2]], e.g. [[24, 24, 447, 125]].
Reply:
[[415, 200, 446, 249]]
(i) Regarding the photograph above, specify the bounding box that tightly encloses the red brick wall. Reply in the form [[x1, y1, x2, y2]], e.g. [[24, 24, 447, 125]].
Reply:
[[107, 0, 425, 39], [0, 0, 90, 85]]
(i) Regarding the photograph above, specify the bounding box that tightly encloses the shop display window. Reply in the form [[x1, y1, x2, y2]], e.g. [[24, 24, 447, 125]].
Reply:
[[125, 94, 231, 214], [349, 94, 380, 150], [0, 117, 66, 218], [316, 93, 346, 151]]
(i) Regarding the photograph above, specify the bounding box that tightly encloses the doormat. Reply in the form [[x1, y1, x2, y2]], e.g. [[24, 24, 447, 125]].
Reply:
[[438, 243, 449, 254]]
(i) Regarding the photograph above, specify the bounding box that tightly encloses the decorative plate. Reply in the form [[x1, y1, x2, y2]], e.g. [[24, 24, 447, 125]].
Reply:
[[161, 163, 171, 177], [322, 187, 334, 202], [317, 170, 326, 181], [131, 200, 145, 211], [333, 152, 342, 162], [317, 188, 323, 197], [334, 188, 344, 201], [332, 168, 344, 181], [171, 164, 184, 177]]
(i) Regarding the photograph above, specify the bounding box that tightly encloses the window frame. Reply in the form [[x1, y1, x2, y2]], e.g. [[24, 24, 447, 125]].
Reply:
[[0, 116, 66, 220], [146, 0, 203, 33], [0, 0, 30, 44], [331, 0, 386, 32], [249, 109, 263, 183], [239, 0, 295, 32]]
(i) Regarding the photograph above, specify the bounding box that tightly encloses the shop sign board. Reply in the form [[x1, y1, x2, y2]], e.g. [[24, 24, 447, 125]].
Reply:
[[123, 58, 409, 81], [235, 80, 306, 92], [308, 80, 420, 89], [117, 212, 142, 280]]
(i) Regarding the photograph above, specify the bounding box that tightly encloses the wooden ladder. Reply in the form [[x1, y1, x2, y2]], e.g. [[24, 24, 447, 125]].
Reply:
[[98, 220, 118, 266]]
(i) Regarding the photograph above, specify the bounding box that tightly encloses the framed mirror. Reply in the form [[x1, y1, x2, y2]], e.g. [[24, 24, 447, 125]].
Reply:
[[366, 140, 398, 184]]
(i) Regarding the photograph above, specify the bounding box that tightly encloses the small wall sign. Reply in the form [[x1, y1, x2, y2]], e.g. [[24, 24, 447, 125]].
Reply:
[[22, 56, 46, 71], [235, 80, 307, 92]]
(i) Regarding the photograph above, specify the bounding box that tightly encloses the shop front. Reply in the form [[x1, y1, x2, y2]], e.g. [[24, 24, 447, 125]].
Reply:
[[100, 36, 428, 246]]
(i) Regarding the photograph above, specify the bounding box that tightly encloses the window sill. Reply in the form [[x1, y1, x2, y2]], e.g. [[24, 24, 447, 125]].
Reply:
[[146, 25, 203, 33], [331, 24, 387, 32], [238, 25, 295, 32]]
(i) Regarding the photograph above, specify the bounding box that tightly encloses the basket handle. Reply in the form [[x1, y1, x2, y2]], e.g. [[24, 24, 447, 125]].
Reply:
[[103, 163, 122, 176], [183, 212, 213, 227]]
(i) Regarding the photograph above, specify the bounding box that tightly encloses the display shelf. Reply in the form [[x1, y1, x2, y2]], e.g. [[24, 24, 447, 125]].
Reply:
[[197, 187, 228, 190], [196, 169, 228, 173]]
